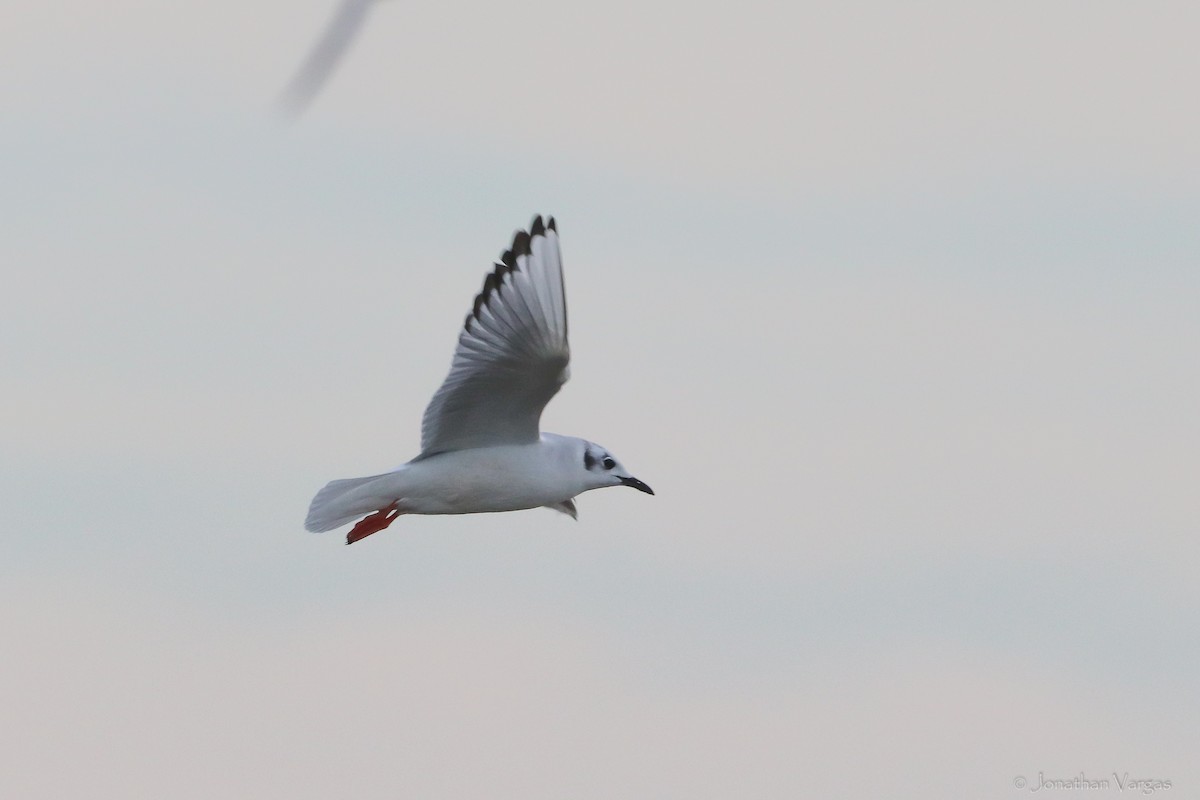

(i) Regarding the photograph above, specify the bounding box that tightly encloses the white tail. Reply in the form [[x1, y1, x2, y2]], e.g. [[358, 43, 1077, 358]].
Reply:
[[304, 473, 398, 532]]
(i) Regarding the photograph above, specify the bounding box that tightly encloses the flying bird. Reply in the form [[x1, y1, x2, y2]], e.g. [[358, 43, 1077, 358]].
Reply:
[[279, 0, 380, 117], [305, 216, 654, 544]]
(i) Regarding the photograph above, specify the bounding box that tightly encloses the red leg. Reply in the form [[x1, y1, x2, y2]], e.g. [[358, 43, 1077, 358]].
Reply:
[[346, 501, 401, 545]]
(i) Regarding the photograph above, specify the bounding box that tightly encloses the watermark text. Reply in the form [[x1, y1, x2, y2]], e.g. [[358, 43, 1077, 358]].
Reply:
[[1012, 773, 1172, 794]]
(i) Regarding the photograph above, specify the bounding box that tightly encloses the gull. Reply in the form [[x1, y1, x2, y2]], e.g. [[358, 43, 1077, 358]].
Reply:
[[279, 0, 381, 117], [305, 216, 654, 544]]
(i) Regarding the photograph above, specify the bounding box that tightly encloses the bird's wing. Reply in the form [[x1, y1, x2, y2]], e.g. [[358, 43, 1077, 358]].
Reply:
[[419, 216, 570, 456], [279, 0, 376, 117]]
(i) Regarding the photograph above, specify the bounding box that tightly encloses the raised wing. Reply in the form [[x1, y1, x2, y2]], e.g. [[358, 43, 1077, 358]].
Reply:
[[279, 0, 376, 117], [418, 216, 570, 456]]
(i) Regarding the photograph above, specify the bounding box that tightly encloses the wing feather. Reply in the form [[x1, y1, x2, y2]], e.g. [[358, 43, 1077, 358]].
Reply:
[[279, 0, 376, 117], [418, 216, 570, 455]]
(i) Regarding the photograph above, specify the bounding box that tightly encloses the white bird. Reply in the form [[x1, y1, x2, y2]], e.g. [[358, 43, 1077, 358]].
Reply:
[[305, 216, 654, 544], [279, 0, 381, 117]]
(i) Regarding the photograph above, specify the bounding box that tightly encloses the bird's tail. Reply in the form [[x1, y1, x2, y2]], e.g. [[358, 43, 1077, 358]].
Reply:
[[304, 472, 399, 533]]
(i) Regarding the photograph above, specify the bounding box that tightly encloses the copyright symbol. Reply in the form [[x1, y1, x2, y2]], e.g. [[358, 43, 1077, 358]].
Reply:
[[1014, 776, 1027, 789]]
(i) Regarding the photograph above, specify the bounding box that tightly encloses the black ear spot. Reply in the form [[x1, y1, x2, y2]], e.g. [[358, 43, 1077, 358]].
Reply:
[[584, 450, 596, 470], [603, 457, 615, 470]]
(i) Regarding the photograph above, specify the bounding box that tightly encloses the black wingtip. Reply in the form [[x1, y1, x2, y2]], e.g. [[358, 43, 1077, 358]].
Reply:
[[511, 230, 531, 258], [467, 216, 559, 332], [479, 272, 497, 308]]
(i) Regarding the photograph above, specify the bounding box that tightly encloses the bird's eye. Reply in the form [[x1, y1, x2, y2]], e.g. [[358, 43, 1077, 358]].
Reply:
[[603, 457, 615, 470]]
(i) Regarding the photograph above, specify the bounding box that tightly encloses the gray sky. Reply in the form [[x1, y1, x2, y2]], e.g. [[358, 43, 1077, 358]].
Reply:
[[2, 1, 1198, 797]]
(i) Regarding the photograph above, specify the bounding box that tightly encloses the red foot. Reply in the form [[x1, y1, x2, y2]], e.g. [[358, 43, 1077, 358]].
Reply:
[[346, 501, 401, 545]]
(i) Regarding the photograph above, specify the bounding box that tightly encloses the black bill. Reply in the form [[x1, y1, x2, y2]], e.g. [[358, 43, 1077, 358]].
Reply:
[[619, 476, 655, 495]]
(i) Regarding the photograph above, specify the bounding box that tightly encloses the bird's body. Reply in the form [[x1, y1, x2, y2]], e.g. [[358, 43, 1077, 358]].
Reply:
[[305, 217, 652, 544], [308, 434, 589, 528]]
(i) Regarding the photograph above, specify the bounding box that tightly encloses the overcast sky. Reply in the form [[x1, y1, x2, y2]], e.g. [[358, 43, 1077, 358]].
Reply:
[[2, 1, 1198, 797]]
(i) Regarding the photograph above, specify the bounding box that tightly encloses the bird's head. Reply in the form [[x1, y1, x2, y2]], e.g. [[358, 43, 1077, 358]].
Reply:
[[580, 441, 654, 495]]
